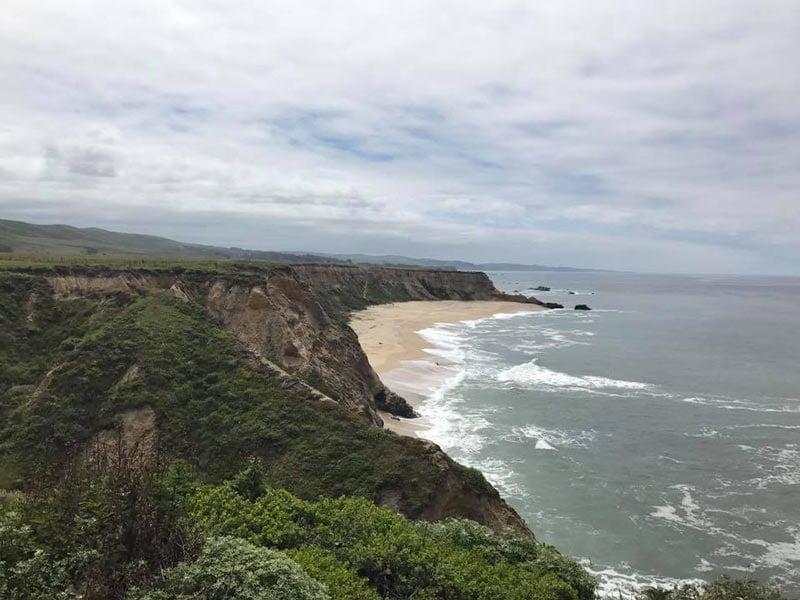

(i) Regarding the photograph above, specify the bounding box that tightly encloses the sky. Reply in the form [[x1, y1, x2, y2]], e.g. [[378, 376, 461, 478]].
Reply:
[[1, 1, 799, 274]]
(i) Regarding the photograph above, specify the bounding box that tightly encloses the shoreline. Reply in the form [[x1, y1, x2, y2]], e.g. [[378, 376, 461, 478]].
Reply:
[[350, 300, 544, 436]]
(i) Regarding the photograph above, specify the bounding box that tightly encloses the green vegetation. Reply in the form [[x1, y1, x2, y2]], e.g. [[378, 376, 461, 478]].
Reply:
[[128, 536, 329, 600], [1, 459, 595, 600], [0, 252, 284, 278]]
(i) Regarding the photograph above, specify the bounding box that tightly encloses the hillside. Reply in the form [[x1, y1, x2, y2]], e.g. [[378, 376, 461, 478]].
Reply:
[[0, 259, 538, 528], [0, 219, 343, 263], [326, 253, 606, 272], [0, 219, 598, 271]]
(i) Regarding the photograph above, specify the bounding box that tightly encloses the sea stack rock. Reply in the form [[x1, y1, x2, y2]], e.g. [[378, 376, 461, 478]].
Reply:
[[574, 304, 591, 311], [544, 302, 564, 309], [535, 286, 551, 291]]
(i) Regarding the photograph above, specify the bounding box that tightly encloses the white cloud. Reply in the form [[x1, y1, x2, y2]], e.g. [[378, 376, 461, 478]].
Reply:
[[0, 0, 799, 272]]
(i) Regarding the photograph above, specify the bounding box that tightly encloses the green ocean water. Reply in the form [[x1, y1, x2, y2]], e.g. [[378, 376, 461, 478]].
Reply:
[[412, 272, 800, 595]]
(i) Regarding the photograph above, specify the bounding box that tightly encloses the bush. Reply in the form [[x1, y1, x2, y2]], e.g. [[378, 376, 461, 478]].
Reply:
[[186, 478, 595, 600], [287, 547, 380, 600], [128, 536, 328, 600]]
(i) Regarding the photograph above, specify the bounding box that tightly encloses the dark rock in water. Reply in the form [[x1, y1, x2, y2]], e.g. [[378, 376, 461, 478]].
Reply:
[[567, 291, 576, 295], [534, 286, 551, 291], [543, 302, 564, 309], [574, 304, 591, 311], [374, 389, 418, 418]]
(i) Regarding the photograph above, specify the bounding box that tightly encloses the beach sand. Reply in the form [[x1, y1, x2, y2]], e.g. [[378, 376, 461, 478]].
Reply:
[[350, 300, 544, 436]]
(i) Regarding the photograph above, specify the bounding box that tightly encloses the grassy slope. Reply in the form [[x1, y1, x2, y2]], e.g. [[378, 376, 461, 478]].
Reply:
[[0, 219, 342, 264], [0, 271, 486, 517], [0, 219, 215, 256]]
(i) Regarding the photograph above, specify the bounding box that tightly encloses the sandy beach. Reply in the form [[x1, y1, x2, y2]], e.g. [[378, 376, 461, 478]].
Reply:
[[350, 300, 544, 436]]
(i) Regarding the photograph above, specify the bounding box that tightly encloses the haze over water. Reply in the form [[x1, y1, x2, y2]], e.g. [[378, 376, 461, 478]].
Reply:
[[412, 271, 800, 595]]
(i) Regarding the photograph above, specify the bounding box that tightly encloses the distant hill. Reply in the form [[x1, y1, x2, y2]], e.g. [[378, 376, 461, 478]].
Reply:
[[0, 219, 346, 264], [325, 253, 605, 272], [0, 219, 601, 271]]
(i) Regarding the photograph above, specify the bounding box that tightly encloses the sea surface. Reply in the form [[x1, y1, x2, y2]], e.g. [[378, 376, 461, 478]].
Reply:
[[410, 271, 800, 595]]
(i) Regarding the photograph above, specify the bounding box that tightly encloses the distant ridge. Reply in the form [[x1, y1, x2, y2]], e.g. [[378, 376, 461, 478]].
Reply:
[[0, 218, 601, 271], [323, 253, 608, 272], [0, 219, 347, 264]]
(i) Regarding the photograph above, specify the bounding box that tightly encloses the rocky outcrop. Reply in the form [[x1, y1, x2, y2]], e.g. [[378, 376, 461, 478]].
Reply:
[[374, 389, 417, 418], [574, 304, 592, 311], [543, 302, 564, 309]]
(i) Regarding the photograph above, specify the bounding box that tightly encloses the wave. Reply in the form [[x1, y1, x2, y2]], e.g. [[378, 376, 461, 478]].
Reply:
[[416, 324, 469, 364], [738, 443, 800, 488], [650, 485, 712, 531], [506, 424, 596, 450], [582, 561, 705, 599], [497, 359, 652, 391], [681, 396, 800, 414]]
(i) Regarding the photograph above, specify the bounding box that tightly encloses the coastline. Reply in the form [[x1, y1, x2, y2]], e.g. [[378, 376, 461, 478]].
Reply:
[[350, 300, 544, 436]]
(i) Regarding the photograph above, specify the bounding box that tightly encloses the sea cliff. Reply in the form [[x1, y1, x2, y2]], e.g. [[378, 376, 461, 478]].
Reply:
[[0, 261, 539, 535]]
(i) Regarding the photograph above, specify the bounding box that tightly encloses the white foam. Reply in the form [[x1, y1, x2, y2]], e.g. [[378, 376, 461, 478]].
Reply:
[[535, 438, 557, 450], [507, 424, 597, 450], [740, 444, 800, 488], [583, 561, 705, 600], [659, 455, 686, 465], [471, 456, 530, 499], [497, 359, 652, 391], [680, 396, 800, 413], [649, 485, 713, 531]]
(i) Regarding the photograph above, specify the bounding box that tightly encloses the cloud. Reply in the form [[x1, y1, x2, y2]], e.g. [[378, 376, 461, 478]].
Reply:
[[0, 0, 798, 273]]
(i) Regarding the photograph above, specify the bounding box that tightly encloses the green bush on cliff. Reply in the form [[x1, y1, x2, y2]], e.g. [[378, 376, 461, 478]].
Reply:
[[3, 461, 593, 600], [128, 536, 328, 600], [187, 475, 596, 600]]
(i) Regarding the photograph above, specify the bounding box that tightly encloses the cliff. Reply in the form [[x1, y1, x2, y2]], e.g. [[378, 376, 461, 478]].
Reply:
[[0, 262, 535, 535], [43, 264, 542, 426]]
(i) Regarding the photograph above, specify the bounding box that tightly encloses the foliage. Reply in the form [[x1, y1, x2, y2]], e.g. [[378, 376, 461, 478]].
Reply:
[[1, 457, 199, 600], [127, 536, 328, 600], [423, 518, 596, 600], [286, 547, 380, 600], [188, 478, 597, 600]]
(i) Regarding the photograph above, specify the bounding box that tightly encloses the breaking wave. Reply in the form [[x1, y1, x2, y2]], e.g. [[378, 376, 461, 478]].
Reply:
[[497, 359, 652, 391]]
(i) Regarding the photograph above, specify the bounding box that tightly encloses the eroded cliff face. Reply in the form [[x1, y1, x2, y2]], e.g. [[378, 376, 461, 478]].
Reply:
[[36, 264, 536, 535], [204, 273, 391, 424]]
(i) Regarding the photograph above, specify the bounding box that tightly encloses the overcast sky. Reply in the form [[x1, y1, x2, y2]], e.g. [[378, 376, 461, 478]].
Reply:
[[2, 1, 799, 273]]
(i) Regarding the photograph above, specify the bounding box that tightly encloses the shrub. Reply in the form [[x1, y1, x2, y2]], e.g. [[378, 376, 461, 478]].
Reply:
[[127, 536, 328, 600], [186, 480, 595, 600], [287, 547, 380, 600]]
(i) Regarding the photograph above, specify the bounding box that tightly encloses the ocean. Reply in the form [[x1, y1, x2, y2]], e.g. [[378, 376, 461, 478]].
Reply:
[[408, 271, 800, 595]]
